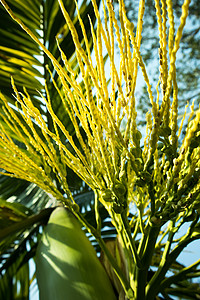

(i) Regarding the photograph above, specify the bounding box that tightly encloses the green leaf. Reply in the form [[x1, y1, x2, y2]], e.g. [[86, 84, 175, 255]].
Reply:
[[36, 207, 117, 300]]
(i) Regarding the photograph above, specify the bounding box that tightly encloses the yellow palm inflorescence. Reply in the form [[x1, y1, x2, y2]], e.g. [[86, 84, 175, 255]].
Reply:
[[0, 0, 199, 222], [0, 0, 199, 297]]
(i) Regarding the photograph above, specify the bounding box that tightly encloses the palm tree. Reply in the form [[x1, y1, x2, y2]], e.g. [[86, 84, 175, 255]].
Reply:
[[0, 0, 200, 299]]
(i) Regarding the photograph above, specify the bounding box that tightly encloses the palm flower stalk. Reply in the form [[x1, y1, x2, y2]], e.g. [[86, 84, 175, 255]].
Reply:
[[0, 0, 200, 299]]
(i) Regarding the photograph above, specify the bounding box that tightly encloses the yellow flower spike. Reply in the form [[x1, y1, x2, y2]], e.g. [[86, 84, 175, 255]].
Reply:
[[45, 66, 91, 167], [118, 0, 127, 77], [178, 102, 189, 138], [155, 0, 168, 109], [18, 93, 54, 163], [160, 0, 168, 71], [160, 152, 166, 169], [94, 0, 126, 118], [43, 83, 71, 192], [73, 0, 92, 64], [163, 161, 170, 180], [124, 69, 138, 146], [126, 41, 134, 95], [106, 0, 116, 111], [143, 112, 152, 160], [81, 104, 108, 176], [88, 16, 101, 86], [186, 181, 200, 209], [178, 150, 200, 191], [156, 79, 160, 108], [11, 76, 24, 104], [90, 0, 100, 19], [1, 91, 41, 158], [91, 0, 112, 65], [84, 72, 114, 185], [59, 0, 127, 155], [119, 0, 134, 99], [58, 0, 90, 64], [187, 99, 195, 125], [129, 110, 138, 143], [166, 0, 175, 57], [0, 126, 44, 181], [170, 73, 178, 153], [10, 82, 98, 192], [180, 109, 200, 153], [58, 0, 101, 96], [154, 0, 163, 54], [107, 0, 122, 58], [172, 0, 191, 54], [172, 109, 200, 178], [102, 0, 110, 44], [123, 12, 157, 120], [106, 4, 126, 119], [77, 50, 87, 79], [55, 39, 77, 80], [39, 91, 90, 172], [128, 0, 145, 124], [161, 0, 191, 117], [0, 101, 23, 140], [136, 0, 145, 48], [125, 97, 137, 147], [96, 15, 109, 105], [161, 1, 168, 101]]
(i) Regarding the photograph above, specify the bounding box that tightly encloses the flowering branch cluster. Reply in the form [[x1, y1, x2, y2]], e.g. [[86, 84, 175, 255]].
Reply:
[[0, 0, 199, 298]]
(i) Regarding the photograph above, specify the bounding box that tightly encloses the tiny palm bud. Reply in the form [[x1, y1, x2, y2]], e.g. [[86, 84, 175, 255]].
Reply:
[[150, 216, 162, 226], [101, 190, 113, 202], [132, 130, 142, 147], [158, 126, 171, 137], [140, 171, 152, 183], [112, 179, 127, 198], [130, 147, 142, 159]]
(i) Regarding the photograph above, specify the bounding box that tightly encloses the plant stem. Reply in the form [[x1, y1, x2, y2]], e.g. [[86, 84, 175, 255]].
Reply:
[[134, 267, 148, 300], [120, 212, 142, 268], [145, 229, 200, 299], [160, 259, 200, 291], [141, 223, 161, 267], [145, 220, 175, 299], [148, 180, 155, 216]]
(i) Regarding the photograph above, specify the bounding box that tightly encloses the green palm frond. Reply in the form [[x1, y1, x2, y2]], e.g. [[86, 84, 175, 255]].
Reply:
[[0, 255, 30, 300], [0, 0, 42, 102], [0, 0, 100, 209], [0, 198, 54, 299]]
